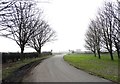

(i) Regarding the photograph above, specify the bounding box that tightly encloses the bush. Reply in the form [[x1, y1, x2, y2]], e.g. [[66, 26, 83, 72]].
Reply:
[[2, 52, 52, 64]]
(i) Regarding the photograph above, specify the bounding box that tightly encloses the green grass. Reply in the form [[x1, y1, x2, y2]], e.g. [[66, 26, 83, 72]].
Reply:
[[64, 53, 118, 83], [2, 55, 51, 79]]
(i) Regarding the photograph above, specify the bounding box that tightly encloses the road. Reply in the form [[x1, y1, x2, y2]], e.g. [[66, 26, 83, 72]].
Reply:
[[23, 54, 111, 82]]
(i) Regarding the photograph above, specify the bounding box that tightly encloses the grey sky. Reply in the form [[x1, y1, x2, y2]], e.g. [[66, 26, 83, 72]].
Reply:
[[0, 0, 111, 52]]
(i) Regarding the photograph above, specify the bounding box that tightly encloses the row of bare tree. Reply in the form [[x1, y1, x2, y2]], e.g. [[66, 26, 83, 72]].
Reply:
[[0, 0, 56, 59], [85, 1, 120, 60]]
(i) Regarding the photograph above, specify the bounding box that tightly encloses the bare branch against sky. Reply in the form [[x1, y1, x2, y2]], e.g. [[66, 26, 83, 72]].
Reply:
[[0, 0, 116, 53]]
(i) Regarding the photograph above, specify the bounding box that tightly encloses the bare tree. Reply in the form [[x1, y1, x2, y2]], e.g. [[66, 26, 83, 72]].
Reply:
[[113, 21, 120, 59], [0, 1, 41, 58], [85, 21, 97, 57], [94, 18, 102, 59], [85, 19, 102, 59], [27, 20, 56, 55], [0, 0, 16, 31], [98, 2, 115, 60], [85, 1, 120, 60], [0, 0, 15, 13], [111, 0, 120, 59]]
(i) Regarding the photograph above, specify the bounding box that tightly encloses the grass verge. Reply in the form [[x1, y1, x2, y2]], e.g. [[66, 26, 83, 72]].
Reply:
[[63, 53, 118, 83], [2, 55, 51, 80]]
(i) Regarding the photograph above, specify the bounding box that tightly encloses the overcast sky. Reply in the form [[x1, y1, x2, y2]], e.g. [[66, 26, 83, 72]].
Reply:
[[0, 0, 112, 52]]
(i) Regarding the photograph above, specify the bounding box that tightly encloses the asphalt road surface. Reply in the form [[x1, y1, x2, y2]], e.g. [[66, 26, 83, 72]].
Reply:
[[23, 54, 111, 82]]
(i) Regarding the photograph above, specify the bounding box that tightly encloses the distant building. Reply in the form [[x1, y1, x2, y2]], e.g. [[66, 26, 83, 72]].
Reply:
[[75, 49, 81, 53]]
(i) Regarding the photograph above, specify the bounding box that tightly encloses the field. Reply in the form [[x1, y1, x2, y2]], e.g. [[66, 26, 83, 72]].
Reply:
[[64, 53, 119, 83]]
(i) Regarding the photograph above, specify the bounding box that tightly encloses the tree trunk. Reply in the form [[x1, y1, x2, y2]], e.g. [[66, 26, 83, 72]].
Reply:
[[117, 48, 120, 59], [37, 47, 41, 57], [93, 51, 96, 57], [109, 36, 114, 60], [21, 48, 24, 54], [20, 46, 24, 60], [97, 49, 101, 59], [114, 41, 120, 59], [110, 49, 114, 60]]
